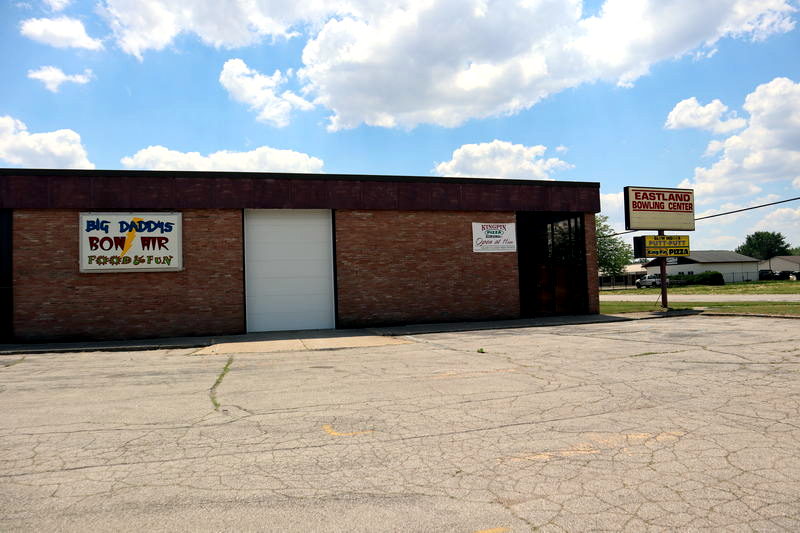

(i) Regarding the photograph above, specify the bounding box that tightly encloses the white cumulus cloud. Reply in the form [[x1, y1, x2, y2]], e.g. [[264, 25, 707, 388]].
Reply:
[[665, 97, 747, 134], [678, 77, 800, 204], [0, 115, 94, 169], [98, 0, 343, 60], [20, 16, 103, 50], [598, 191, 627, 235], [44, 0, 71, 11], [95, 0, 796, 129], [572, 0, 794, 87], [219, 59, 313, 127], [695, 234, 741, 249], [600, 191, 624, 213], [433, 140, 572, 180], [301, 0, 796, 130], [28, 66, 93, 92], [752, 206, 800, 247], [121, 145, 324, 173]]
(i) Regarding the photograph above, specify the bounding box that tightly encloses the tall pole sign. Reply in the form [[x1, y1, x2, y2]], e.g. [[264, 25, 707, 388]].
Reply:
[[624, 187, 695, 231], [625, 187, 695, 308]]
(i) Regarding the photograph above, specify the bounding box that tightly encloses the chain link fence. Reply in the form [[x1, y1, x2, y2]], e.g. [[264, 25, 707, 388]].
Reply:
[[600, 270, 762, 288], [722, 271, 758, 283]]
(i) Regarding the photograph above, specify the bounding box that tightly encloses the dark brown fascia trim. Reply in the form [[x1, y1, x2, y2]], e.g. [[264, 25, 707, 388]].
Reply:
[[0, 167, 600, 189]]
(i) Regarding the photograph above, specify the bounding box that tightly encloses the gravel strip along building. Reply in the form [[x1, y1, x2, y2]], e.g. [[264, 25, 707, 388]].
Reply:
[[0, 169, 600, 341]]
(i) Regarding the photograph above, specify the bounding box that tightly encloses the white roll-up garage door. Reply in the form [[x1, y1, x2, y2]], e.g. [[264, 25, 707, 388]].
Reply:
[[244, 210, 335, 332]]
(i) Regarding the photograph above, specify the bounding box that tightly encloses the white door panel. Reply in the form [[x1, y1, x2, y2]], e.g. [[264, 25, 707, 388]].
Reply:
[[245, 210, 335, 332]]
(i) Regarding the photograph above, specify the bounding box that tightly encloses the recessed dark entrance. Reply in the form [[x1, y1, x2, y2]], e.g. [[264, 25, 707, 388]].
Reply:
[[517, 212, 588, 317], [0, 209, 12, 341]]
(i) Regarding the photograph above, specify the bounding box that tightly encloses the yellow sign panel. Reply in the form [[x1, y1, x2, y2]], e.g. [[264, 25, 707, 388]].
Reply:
[[644, 235, 690, 257]]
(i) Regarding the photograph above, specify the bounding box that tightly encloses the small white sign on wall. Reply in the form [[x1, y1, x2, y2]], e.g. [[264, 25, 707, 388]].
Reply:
[[472, 222, 517, 253]]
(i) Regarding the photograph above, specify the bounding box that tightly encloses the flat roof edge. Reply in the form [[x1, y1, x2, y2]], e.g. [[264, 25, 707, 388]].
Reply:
[[0, 167, 600, 188]]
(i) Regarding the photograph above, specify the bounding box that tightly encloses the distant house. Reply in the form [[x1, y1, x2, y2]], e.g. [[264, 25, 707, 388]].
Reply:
[[759, 256, 800, 273], [644, 250, 759, 283], [598, 263, 647, 289], [625, 263, 647, 278]]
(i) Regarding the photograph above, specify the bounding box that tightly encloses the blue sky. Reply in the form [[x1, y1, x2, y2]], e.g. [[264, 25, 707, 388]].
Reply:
[[2, 0, 799, 251]]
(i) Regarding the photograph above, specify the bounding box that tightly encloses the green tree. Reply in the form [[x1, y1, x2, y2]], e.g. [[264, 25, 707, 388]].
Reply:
[[595, 215, 633, 277], [735, 231, 791, 260], [790, 246, 800, 256]]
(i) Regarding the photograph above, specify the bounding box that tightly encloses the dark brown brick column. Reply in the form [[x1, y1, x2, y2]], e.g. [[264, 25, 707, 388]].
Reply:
[[584, 212, 600, 314]]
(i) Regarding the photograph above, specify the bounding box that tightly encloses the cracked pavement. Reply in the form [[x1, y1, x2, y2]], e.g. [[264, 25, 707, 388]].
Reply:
[[2, 315, 800, 531]]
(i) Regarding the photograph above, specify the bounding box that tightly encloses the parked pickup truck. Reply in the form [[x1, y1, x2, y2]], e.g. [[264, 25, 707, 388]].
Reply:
[[635, 274, 687, 288], [635, 274, 664, 288]]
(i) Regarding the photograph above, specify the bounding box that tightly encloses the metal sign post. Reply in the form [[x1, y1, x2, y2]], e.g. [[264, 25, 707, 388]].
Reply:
[[625, 186, 695, 310], [658, 230, 668, 308]]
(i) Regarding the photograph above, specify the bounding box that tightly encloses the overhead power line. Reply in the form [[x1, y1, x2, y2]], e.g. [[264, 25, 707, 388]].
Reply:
[[608, 195, 800, 237], [694, 195, 800, 221]]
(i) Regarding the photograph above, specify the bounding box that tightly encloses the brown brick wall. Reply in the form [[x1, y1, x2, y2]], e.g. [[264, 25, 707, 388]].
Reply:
[[584, 213, 599, 314], [13, 209, 245, 341], [335, 210, 520, 326]]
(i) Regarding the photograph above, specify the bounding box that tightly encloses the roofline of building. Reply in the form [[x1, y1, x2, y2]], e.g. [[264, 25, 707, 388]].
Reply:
[[0, 168, 601, 212], [0, 167, 600, 188], [643, 256, 760, 268]]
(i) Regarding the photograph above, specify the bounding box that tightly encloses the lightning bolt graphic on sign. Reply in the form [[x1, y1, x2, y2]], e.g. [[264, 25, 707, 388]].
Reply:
[[119, 217, 143, 258]]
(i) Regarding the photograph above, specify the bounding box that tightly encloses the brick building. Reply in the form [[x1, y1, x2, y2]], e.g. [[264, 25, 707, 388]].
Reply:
[[0, 169, 600, 341]]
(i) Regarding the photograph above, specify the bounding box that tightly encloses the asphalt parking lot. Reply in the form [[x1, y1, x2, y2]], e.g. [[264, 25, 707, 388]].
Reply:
[[2, 315, 800, 532]]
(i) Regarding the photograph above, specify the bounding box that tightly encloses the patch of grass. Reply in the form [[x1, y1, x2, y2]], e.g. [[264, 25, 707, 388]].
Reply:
[[2, 356, 26, 368], [601, 301, 800, 316], [600, 302, 694, 313], [705, 302, 800, 315], [209, 355, 233, 411], [477, 348, 486, 353], [603, 280, 800, 296]]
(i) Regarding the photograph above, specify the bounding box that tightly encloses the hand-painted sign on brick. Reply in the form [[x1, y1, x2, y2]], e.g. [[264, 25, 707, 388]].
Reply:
[[472, 222, 517, 253], [79, 212, 183, 272]]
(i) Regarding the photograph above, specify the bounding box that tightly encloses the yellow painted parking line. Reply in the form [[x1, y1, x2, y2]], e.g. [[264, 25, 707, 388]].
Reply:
[[511, 444, 599, 462], [322, 424, 374, 437], [431, 368, 518, 379], [502, 431, 685, 462], [302, 335, 410, 349]]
